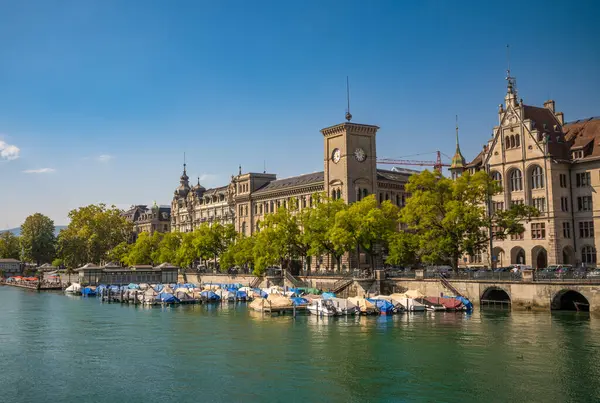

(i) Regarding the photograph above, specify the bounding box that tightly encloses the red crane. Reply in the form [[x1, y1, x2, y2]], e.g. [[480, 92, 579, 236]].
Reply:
[[377, 151, 451, 171]]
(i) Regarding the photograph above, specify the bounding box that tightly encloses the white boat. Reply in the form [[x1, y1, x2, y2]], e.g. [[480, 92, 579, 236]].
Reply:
[[389, 294, 426, 312], [307, 299, 338, 316], [328, 297, 359, 315], [65, 283, 81, 294]]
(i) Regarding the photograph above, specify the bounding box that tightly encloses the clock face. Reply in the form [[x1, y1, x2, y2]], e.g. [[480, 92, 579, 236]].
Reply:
[[354, 148, 366, 162], [332, 148, 341, 163]]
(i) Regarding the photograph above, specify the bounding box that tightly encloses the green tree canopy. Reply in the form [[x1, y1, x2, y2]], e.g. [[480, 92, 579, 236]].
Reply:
[[397, 170, 539, 270], [124, 231, 163, 266], [20, 213, 56, 265], [57, 204, 132, 268], [153, 232, 181, 265], [0, 231, 20, 260]]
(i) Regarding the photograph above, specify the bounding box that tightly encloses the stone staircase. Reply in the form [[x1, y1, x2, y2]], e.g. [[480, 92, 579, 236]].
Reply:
[[250, 276, 263, 288], [438, 274, 464, 297], [331, 278, 354, 294], [284, 270, 308, 288]]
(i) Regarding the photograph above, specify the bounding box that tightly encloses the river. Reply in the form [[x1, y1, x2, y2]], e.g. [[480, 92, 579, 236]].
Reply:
[[0, 286, 598, 402]]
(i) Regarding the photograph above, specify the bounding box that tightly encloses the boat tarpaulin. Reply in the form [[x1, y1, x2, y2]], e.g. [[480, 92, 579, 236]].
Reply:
[[321, 292, 336, 299], [368, 298, 395, 314]]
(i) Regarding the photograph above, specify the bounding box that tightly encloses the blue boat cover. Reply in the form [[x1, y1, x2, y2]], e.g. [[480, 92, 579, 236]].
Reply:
[[128, 283, 140, 289], [253, 288, 268, 298], [155, 292, 179, 303], [235, 291, 248, 299], [154, 284, 164, 292], [200, 290, 221, 301], [81, 287, 96, 296], [368, 298, 394, 313], [322, 292, 336, 299], [290, 297, 309, 306], [452, 296, 473, 311]]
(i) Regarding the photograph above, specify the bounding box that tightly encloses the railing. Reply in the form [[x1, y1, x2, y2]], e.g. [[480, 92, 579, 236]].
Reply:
[[331, 278, 354, 294], [534, 272, 600, 283], [434, 271, 523, 281], [284, 270, 308, 288], [386, 271, 416, 279], [438, 274, 464, 298], [301, 270, 354, 278], [250, 276, 263, 288]]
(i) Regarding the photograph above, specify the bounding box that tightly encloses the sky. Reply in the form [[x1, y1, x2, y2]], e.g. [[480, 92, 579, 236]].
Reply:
[[1, 0, 599, 229]]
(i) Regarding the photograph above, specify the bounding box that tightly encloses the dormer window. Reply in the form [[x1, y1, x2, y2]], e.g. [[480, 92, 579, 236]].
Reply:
[[573, 150, 584, 160]]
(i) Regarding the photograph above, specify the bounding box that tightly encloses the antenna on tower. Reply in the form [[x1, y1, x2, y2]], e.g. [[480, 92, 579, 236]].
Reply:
[[183, 152, 187, 172], [455, 115, 459, 145], [345, 76, 352, 122]]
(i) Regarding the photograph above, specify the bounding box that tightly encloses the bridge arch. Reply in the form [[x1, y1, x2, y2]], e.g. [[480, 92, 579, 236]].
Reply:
[[551, 289, 590, 312], [481, 286, 511, 309]]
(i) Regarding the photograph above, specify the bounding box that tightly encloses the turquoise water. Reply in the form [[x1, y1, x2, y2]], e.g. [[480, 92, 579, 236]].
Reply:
[[0, 287, 599, 403]]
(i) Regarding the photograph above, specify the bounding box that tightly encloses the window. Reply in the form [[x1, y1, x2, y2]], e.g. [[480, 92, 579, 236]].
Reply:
[[573, 150, 584, 160], [254, 205, 258, 215], [469, 252, 482, 264], [332, 189, 336, 199], [577, 196, 593, 212], [492, 201, 504, 213], [515, 135, 520, 147], [302, 198, 307, 208], [532, 198, 546, 212], [379, 193, 383, 203], [576, 172, 591, 187], [260, 204, 263, 215], [560, 197, 569, 212], [510, 232, 524, 241], [385, 193, 389, 201], [491, 171, 502, 183], [530, 166, 544, 189], [579, 221, 594, 238], [559, 174, 567, 188], [563, 222, 571, 238], [336, 189, 341, 200], [511, 199, 524, 207], [241, 222, 246, 236], [510, 169, 523, 191], [531, 223, 546, 239], [582, 246, 597, 264], [357, 188, 362, 201], [362, 189, 368, 198], [396, 195, 400, 205]]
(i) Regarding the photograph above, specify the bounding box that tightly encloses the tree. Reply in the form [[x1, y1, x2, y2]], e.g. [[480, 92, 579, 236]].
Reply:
[[303, 195, 349, 271], [193, 223, 236, 272], [0, 232, 20, 260], [107, 242, 131, 265], [20, 213, 56, 265], [399, 170, 539, 270], [124, 231, 162, 266], [220, 235, 256, 273], [153, 232, 182, 264], [175, 232, 198, 269], [385, 231, 420, 268], [57, 204, 133, 268]]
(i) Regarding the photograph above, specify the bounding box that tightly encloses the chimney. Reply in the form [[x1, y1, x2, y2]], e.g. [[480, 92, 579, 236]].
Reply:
[[555, 112, 564, 125], [544, 100, 555, 113]]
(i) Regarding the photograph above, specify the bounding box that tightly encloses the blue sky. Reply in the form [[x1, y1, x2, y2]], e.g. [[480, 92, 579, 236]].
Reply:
[[1, 0, 599, 228]]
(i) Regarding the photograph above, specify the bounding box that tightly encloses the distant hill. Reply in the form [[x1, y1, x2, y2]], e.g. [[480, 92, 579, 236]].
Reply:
[[0, 226, 67, 237]]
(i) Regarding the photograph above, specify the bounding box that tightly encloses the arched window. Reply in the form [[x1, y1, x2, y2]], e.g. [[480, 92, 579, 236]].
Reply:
[[241, 222, 246, 236], [379, 193, 383, 203], [396, 195, 400, 205], [259, 204, 263, 214], [331, 189, 336, 199], [506, 136, 513, 149], [530, 166, 544, 189], [509, 169, 523, 192], [357, 188, 362, 201], [491, 171, 502, 183], [363, 189, 368, 198], [270, 201, 274, 212], [582, 245, 597, 264], [385, 193, 389, 201], [336, 189, 341, 200], [515, 135, 520, 147]]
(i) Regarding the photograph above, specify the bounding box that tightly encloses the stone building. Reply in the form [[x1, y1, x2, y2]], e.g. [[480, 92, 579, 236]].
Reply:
[[0, 258, 22, 275], [171, 116, 415, 271], [122, 203, 171, 239], [456, 74, 600, 269]]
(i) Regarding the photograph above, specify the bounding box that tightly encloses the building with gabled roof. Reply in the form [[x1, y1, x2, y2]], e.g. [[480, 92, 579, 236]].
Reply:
[[457, 75, 600, 269]]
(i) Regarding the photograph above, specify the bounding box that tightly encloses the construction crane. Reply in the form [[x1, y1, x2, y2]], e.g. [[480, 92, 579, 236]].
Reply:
[[377, 151, 451, 171]]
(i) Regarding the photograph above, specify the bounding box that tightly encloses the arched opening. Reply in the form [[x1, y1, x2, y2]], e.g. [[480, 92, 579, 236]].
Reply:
[[551, 290, 590, 312], [532, 246, 547, 269], [508, 169, 523, 192], [562, 245, 574, 265], [481, 287, 511, 309], [492, 247, 505, 267], [511, 246, 526, 265]]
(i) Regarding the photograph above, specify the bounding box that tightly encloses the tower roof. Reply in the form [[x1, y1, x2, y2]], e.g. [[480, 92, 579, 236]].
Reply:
[[450, 118, 466, 170]]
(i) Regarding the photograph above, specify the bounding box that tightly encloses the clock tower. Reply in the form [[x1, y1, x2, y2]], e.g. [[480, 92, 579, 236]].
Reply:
[[321, 121, 379, 203]]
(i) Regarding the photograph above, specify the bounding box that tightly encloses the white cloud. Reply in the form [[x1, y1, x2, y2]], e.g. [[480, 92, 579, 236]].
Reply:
[[0, 140, 20, 161], [97, 154, 114, 162], [23, 168, 56, 174]]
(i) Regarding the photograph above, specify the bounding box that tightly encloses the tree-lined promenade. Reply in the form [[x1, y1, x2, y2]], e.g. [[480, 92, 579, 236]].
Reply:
[[0, 171, 538, 275]]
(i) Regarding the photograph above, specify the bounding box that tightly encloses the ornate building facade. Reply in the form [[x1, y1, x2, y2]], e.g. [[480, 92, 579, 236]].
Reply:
[[122, 204, 171, 240], [171, 117, 415, 271], [455, 76, 600, 269]]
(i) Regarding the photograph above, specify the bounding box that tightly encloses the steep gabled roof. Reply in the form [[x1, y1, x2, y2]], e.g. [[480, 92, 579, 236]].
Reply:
[[564, 117, 600, 159], [523, 105, 570, 160]]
